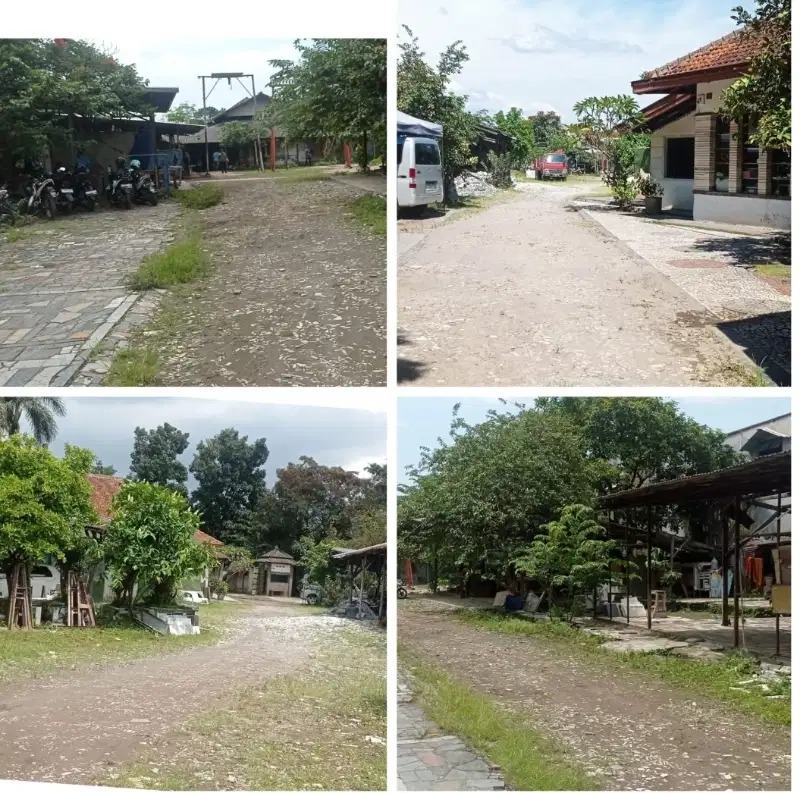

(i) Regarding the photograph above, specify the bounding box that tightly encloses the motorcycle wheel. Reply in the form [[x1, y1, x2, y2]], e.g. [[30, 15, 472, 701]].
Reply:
[[398, 587, 408, 599], [61, 198, 73, 214], [123, 192, 132, 210], [43, 193, 56, 220], [86, 198, 96, 212], [148, 191, 159, 206], [306, 593, 320, 606]]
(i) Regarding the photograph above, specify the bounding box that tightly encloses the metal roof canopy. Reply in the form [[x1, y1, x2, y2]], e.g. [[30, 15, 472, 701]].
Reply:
[[331, 542, 387, 561], [600, 451, 791, 508]]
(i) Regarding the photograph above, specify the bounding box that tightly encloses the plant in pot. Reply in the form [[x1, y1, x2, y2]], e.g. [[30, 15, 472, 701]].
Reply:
[[637, 170, 664, 215]]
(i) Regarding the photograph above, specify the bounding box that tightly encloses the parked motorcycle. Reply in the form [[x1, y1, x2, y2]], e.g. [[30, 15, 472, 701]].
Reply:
[[107, 160, 134, 209], [22, 174, 57, 220], [0, 184, 16, 226], [72, 165, 98, 211], [52, 167, 75, 214], [129, 160, 158, 206]]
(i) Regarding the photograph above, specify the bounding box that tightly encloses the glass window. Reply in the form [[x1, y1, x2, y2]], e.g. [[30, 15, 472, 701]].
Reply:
[[665, 137, 695, 179], [771, 149, 790, 197], [396, 143, 404, 172], [546, 154, 567, 163], [714, 118, 730, 191], [414, 142, 440, 165], [740, 119, 759, 195]]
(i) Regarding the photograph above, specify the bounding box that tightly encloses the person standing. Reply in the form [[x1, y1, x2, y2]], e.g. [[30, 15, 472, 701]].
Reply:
[[219, 149, 229, 174]]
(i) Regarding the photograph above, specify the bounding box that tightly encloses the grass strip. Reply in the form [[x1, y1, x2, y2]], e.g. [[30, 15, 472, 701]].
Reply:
[[348, 194, 386, 236], [399, 645, 596, 791], [108, 628, 387, 791], [0, 602, 244, 683], [174, 184, 225, 209], [129, 232, 209, 291], [457, 610, 790, 726]]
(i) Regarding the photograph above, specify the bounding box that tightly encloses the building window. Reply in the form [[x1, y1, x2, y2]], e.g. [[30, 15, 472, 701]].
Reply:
[[714, 118, 730, 191], [771, 149, 790, 197], [740, 119, 759, 194], [665, 137, 695, 179]]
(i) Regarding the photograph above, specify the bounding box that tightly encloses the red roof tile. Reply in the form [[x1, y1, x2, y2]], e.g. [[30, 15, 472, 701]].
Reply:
[[194, 529, 224, 546], [643, 28, 762, 80], [86, 474, 124, 522]]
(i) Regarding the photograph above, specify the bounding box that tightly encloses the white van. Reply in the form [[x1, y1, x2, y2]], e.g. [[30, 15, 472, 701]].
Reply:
[[397, 136, 443, 208], [0, 564, 61, 601]]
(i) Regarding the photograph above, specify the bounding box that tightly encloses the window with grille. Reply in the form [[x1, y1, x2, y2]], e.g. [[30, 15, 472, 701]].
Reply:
[[740, 119, 759, 194], [771, 149, 790, 197], [714, 118, 730, 191]]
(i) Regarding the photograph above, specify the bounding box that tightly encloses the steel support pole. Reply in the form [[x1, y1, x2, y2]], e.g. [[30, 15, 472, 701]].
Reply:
[[722, 511, 730, 626], [625, 517, 630, 625], [251, 75, 263, 171], [646, 506, 653, 630], [776, 492, 782, 656], [202, 77, 210, 175], [733, 497, 741, 648]]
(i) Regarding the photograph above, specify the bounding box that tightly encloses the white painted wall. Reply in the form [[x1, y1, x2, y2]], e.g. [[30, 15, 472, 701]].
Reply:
[[694, 192, 791, 230], [695, 78, 737, 114], [650, 113, 695, 211]]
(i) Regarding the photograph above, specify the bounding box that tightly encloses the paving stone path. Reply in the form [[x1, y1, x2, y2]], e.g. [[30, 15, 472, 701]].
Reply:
[[397, 671, 505, 791], [398, 184, 781, 387], [579, 203, 791, 385], [0, 206, 177, 386]]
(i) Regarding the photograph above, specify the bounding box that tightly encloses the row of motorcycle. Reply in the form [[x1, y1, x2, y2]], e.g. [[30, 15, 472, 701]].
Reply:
[[0, 158, 159, 226]]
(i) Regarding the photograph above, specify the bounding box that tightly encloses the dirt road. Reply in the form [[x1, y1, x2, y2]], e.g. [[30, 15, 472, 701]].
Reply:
[[399, 602, 791, 791], [155, 176, 386, 386], [0, 602, 346, 783], [398, 185, 749, 386]]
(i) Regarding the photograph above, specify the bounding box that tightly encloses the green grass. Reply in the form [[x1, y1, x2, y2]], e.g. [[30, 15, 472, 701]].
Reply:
[[174, 184, 225, 209], [755, 262, 791, 279], [712, 358, 773, 387], [104, 346, 160, 386], [3, 226, 25, 243], [108, 627, 386, 790], [0, 601, 244, 683], [128, 234, 209, 291], [347, 194, 386, 236], [400, 646, 596, 791], [456, 610, 790, 726]]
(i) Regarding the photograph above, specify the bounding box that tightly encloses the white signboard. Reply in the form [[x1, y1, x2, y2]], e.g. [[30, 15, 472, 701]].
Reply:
[[271, 563, 291, 574]]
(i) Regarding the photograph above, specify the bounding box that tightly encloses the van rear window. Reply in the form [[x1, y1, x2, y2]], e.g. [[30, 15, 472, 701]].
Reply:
[[415, 142, 440, 165], [546, 154, 567, 164]]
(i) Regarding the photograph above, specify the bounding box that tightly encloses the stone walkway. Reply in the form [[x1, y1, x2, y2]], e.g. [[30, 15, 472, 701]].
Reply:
[[397, 672, 505, 791], [579, 204, 791, 385], [398, 184, 759, 386], [0, 206, 177, 386]]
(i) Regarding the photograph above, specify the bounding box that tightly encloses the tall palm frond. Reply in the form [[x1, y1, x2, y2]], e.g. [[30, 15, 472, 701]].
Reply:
[[0, 397, 66, 444]]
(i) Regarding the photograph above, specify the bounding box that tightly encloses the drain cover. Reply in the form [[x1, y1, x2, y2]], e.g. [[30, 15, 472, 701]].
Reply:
[[668, 258, 726, 269]]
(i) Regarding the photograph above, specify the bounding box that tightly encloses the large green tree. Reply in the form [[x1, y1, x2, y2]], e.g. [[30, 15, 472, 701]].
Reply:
[[167, 102, 223, 124], [267, 38, 386, 170], [723, 0, 791, 150], [0, 39, 152, 170], [529, 110, 563, 147], [190, 429, 268, 545], [129, 423, 190, 495], [0, 397, 66, 445], [493, 108, 535, 169], [398, 26, 477, 193], [0, 435, 96, 624], [104, 481, 212, 613]]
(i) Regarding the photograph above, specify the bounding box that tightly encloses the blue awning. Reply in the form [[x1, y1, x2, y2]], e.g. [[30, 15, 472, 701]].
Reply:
[[398, 111, 443, 138]]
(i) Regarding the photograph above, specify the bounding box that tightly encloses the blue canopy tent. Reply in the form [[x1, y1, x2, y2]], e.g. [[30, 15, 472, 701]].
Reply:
[[397, 111, 443, 139]]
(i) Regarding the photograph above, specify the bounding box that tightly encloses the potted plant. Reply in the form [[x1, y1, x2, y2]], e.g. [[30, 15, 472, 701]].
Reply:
[[637, 170, 664, 215]]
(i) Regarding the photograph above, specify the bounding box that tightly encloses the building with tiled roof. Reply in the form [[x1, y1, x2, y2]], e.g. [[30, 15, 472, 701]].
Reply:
[[632, 27, 789, 229]]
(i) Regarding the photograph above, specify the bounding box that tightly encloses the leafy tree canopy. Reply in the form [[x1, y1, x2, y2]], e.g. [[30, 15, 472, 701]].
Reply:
[[130, 423, 190, 495], [529, 110, 563, 146], [167, 102, 223, 124], [723, 0, 791, 150], [493, 108, 535, 169], [0, 39, 152, 165]]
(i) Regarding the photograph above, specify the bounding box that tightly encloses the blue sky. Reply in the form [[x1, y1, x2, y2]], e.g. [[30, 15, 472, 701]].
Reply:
[[399, 0, 755, 120], [397, 397, 790, 485], [102, 38, 298, 111]]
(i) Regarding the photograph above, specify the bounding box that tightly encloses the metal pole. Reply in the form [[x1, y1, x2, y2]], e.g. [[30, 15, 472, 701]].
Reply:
[[378, 558, 386, 620], [358, 556, 366, 619], [646, 506, 653, 630], [251, 74, 263, 171], [722, 510, 730, 626], [202, 76, 210, 175], [776, 492, 781, 656], [625, 518, 630, 625], [733, 496, 741, 648]]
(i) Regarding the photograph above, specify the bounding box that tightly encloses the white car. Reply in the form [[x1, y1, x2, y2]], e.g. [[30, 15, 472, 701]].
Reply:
[[397, 135, 444, 209], [0, 564, 60, 601], [180, 590, 209, 605]]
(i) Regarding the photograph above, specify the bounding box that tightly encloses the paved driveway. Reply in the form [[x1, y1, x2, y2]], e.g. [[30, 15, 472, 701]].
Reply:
[[398, 184, 785, 386], [0, 206, 177, 386]]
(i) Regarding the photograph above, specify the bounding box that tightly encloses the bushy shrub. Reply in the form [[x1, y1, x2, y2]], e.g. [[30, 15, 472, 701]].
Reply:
[[487, 152, 513, 189]]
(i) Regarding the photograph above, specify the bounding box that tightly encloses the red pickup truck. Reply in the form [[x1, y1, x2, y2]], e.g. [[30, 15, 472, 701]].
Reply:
[[533, 150, 568, 181]]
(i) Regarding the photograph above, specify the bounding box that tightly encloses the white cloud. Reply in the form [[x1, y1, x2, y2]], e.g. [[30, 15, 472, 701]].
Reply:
[[399, 0, 745, 120]]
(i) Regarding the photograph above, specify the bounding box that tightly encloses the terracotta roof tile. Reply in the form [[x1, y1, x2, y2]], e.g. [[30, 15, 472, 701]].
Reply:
[[86, 474, 124, 523], [641, 28, 762, 81], [194, 529, 224, 546]]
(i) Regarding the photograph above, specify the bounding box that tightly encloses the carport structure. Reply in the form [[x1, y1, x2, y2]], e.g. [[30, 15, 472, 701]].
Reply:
[[599, 451, 791, 655], [331, 542, 387, 622]]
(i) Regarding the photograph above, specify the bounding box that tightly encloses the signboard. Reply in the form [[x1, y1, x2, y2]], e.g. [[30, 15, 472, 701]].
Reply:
[[271, 563, 291, 575]]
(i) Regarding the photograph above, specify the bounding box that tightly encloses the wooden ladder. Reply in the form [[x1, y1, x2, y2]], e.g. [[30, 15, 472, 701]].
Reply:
[[7, 563, 32, 629], [66, 571, 96, 628]]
